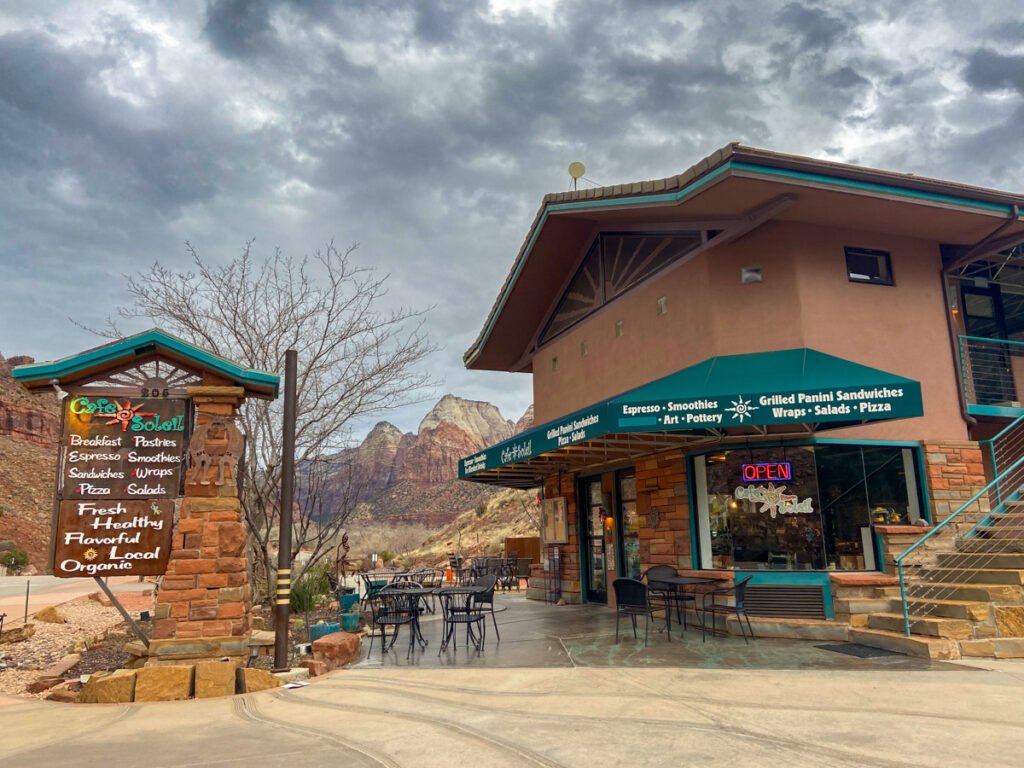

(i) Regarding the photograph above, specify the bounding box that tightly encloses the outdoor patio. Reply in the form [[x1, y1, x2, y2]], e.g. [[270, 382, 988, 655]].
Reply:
[[352, 593, 975, 672]]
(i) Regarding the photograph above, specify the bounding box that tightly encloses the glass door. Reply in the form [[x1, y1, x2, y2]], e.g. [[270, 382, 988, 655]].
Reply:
[[962, 284, 1014, 404], [617, 471, 641, 580], [580, 477, 607, 603]]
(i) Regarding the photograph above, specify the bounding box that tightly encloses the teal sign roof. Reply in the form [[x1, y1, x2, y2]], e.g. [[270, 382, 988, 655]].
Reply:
[[459, 348, 922, 478], [11, 328, 279, 398]]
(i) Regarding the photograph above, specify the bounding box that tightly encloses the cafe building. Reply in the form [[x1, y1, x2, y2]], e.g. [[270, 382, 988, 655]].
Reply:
[[459, 143, 1024, 637]]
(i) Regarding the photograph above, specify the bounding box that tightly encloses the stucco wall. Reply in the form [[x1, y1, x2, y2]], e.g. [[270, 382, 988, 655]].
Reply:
[[531, 220, 967, 443]]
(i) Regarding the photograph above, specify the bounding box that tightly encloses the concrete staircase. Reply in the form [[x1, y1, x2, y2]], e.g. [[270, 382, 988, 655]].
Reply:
[[852, 509, 1024, 660]]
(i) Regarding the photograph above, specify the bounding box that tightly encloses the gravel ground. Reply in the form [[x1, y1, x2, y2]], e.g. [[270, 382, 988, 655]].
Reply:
[[0, 597, 124, 698]]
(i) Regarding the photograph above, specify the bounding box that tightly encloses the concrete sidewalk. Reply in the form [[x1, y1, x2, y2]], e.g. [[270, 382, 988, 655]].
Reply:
[[1, 663, 1022, 767]]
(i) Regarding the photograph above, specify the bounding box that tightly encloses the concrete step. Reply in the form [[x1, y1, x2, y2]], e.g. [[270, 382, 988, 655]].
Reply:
[[907, 581, 1022, 602], [866, 612, 973, 639], [848, 627, 960, 660], [904, 597, 992, 621], [975, 525, 1024, 539], [936, 551, 1024, 569], [920, 567, 1024, 585], [957, 538, 1024, 553], [726, 616, 849, 642], [959, 637, 1024, 658], [833, 597, 893, 614]]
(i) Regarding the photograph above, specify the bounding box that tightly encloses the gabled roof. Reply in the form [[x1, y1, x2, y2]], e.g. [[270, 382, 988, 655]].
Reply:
[[465, 142, 1024, 372], [12, 328, 279, 399]]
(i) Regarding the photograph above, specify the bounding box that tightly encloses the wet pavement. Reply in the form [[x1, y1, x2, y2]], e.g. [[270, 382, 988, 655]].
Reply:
[[353, 593, 972, 672]]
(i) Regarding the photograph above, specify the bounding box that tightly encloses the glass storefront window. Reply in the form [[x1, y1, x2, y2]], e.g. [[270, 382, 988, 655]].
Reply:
[[618, 472, 641, 580], [696, 444, 920, 571]]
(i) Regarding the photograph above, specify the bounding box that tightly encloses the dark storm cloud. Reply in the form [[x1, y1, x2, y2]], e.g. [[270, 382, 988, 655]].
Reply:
[[2, 1, 1024, 432]]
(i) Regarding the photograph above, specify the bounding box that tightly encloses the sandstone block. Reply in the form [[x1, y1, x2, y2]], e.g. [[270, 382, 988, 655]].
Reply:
[[300, 659, 329, 677], [194, 661, 237, 699], [153, 619, 178, 639], [217, 586, 245, 603], [995, 606, 1024, 636], [236, 667, 283, 694], [27, 677, 67, 694], [47, 687, 80, 703], [41, 653, 81, 678], [134, 665, 193, 701], [311, 631, 361, 670], [218, 522, 246, 557], [200, 573, 229, 588], [216, 557, 247, 573], [77, 669, 137, 703], [217, 603, 245, 619], [35, 606, 64, 624]]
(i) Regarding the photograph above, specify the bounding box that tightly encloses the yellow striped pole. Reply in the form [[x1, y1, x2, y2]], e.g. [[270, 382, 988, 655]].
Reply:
[[274, 349, 298, 671]]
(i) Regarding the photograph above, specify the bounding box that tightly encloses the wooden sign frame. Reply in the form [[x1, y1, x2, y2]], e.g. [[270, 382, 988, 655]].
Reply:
[[541, 497, 569, 545]]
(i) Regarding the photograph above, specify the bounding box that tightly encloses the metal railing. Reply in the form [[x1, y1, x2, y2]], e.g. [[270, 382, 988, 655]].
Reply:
[[958, 335, 1024, 408], [896, 433, 1024, 636]]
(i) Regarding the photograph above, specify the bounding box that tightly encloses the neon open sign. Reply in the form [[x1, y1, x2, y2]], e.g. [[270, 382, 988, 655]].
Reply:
[[741, 462, 792, 482]]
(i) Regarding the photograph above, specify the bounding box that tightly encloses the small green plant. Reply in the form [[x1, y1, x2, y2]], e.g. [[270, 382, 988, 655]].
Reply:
[[347, 602, 362, 614], [289, 560, 331, 612], [401, 558, 412, 569], [378, 549, 394, 564], [0, 547, 28, 569], [474, 502, 487, 518], [293, 618, 306, 632]]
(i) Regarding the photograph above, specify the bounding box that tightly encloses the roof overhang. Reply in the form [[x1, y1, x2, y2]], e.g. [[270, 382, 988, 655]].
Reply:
[[12, 328, 280, 399], [460, 348, 922, 487], [466, 142, 1024, 372]]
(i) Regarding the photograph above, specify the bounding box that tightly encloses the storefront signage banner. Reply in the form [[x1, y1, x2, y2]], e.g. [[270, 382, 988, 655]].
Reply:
[[614, 382, 923, 431], [60, 396, 189, 500], [459, 407, 606, 477], [52, 499, 174, 577]]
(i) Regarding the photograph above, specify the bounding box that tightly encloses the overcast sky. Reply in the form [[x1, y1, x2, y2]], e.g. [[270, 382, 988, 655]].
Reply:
[[1, 1, 1023, 437]]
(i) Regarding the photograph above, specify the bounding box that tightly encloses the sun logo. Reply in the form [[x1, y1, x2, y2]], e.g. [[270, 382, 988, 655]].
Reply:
[[100, 399, 157, 432], [83, 548, 99, 561], [725, 396, 759, 423]]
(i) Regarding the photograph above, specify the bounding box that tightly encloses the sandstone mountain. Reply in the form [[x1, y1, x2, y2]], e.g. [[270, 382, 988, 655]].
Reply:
[[0, 353, 59, 567]]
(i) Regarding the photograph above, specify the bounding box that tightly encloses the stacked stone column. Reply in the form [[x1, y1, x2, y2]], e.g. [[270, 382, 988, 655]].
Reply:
[[149, 386, 251, 663]]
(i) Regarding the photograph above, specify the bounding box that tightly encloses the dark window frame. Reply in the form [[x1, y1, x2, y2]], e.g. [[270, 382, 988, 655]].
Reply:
[[845, 246, 894, 286]]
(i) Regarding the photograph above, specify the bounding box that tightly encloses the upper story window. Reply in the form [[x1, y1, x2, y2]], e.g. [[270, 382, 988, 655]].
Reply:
[[539, 232, 702, 345], [845, 247, 893, 285]]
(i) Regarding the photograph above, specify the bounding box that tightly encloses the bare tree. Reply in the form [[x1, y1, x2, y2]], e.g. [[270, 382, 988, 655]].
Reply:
[[87, 240, 435, 595]]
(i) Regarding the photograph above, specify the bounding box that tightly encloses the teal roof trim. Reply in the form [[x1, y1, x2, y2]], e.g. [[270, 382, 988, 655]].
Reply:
[[467, 157, 1020, 367], [11, 328, 280, 397]]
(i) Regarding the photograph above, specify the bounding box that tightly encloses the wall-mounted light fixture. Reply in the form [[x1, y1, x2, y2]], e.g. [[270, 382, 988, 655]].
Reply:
[[49, 378, 68, 401]]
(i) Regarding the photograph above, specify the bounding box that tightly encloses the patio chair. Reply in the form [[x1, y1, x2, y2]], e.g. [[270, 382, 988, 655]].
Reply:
[[514, 558, 532, 592], [700, 575, 755, 643], [612, 578, 664, 646], [437, 587, 487, 653], [368, 582, 421, 657], [642, 564, 695, 633], [360, 571, 390, 609], [472, 573, 500, 642]]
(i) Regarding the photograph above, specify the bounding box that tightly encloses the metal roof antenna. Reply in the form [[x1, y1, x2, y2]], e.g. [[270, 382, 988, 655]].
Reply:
[[568, 161, 586, 191]]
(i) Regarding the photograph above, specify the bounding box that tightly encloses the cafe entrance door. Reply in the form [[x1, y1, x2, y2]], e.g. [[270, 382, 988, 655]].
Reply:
[[580, 477, 607, 604]]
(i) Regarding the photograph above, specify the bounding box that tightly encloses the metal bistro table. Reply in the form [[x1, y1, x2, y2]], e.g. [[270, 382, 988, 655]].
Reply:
[[647, 575, 721, 634], [380, 584, 435, 653], [434, 584, 488, 653]]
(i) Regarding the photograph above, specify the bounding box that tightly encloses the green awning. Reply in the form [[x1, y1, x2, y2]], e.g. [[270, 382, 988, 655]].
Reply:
[[460, 348, 922, 484]]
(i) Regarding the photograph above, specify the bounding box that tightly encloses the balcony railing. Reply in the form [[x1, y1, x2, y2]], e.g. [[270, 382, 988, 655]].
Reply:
[[958, 335, 1024, 414]]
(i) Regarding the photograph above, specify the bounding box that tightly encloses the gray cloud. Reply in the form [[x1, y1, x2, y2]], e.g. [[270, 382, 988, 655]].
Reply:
[[1, 0, 1023, 435]]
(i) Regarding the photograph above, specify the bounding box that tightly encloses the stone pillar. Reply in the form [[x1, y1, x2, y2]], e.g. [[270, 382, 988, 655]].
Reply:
[[149, 386, 251, 664], [921, 440, 988, 525], [637, 450, 690, 570]]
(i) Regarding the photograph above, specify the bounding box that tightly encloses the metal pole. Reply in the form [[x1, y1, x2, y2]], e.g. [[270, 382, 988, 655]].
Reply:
[[24, 580, 30, 624], [273, 349, 298, 671], [93, 576, 149, 648]]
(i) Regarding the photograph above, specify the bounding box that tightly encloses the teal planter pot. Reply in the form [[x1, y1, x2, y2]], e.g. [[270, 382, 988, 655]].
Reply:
[[309, 622, 340, 642], [341, 613, 360, 632], [339, 593, 360, 612]]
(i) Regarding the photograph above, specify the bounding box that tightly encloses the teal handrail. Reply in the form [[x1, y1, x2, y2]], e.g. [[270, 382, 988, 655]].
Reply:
[[895, 453, 1024, 636]]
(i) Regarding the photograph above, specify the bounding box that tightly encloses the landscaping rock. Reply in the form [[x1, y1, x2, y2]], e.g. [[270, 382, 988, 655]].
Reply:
[[134, 665, 193, 701], [1, 623, 36, 644], [194, 661, 237, 699], [26, 677, 66, 694], [236, 667, 282, 694], [274, 667, 310, 683], [47, 687, 80, 703], [35, 606, 65, 624], [41, 653, 81, 679], [311, 631, 360, 670], [77, 669, 137, 703], [299, 659, 328, 677]]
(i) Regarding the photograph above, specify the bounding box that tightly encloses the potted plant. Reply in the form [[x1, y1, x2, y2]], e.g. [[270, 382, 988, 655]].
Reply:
[[341, 603, 361, 632]]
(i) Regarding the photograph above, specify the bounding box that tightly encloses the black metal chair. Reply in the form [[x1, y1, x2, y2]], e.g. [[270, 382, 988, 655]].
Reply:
[[514, 557, 532, 592], [472, 573, 500, 641], [612, 578, 664, 646], [437, 588, 487, 653], [368, 581, 422, 657], [642, 564, 695, 634], [701, 575, 756, 643], [360, 571, 390, 609]]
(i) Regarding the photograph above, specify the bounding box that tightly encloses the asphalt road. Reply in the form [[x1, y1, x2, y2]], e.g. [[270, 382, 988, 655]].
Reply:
[[0, 576, 151, 622]]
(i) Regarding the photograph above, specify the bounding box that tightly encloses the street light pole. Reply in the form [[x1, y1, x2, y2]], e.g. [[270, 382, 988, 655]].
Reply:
[[273, 349, 298, 671]]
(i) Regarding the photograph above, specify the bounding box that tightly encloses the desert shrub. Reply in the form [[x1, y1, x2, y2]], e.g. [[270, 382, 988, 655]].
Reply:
[[0, 547, 28, 569], [290, 560, 332, 612], [378, 549, 394, 564]]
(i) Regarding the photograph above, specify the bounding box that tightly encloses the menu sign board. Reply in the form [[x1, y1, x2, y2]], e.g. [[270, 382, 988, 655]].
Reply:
[[60, 396, 188, 500], [53, 499, 174, 577]]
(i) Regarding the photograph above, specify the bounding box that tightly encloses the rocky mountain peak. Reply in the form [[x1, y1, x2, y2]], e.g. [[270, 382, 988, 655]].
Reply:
[[514, 405, 534, 434], [363, 421, 404, 448], [418, 394, 513, 445]]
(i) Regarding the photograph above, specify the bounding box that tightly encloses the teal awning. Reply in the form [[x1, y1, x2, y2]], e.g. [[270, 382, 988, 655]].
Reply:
[[460, 348, 922, 486]]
